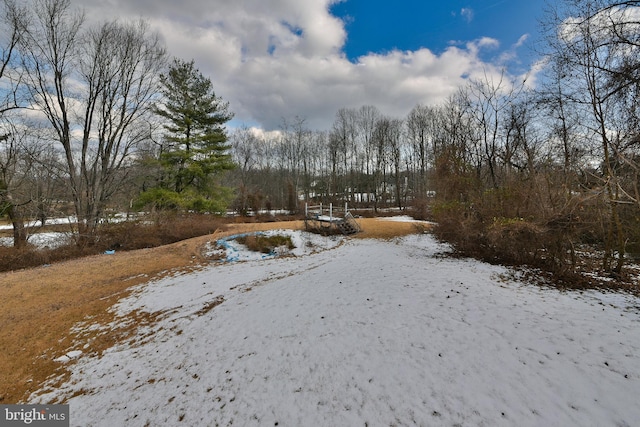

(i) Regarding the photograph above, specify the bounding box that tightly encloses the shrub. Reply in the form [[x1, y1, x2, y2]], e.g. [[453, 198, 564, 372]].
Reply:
[[431, 177, 598, 285], [408, 196, 431, 221], [235, 234, 295, 254]]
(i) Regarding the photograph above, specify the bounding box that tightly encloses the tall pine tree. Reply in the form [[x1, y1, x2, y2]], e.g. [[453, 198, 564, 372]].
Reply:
[[143, 58, 235, 212]]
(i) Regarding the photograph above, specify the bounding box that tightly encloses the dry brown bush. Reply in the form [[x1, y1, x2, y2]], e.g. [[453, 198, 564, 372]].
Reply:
[[235, 234, 295, 254], [486, 219, 543, 261], [431, 180, 588, 278], [0, 243, 102, 272], [407, 196, 431, 221]]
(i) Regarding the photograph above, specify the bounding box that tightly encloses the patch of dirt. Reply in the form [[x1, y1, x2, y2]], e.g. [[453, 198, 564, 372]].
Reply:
[[0, 218, 428, 403]]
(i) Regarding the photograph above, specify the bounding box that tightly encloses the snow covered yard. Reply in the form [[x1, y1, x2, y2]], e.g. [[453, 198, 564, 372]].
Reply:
[[0, 231, 74, 249], [31, 232, 640, 427]]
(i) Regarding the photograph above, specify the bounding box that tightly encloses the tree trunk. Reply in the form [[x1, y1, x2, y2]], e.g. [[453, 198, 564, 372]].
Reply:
[[6, 200, 28, 249]]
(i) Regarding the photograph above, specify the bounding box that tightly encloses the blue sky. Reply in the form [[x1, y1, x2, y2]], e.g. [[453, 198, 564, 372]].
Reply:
[[332, 0, 546, 66], [78, 0, 552, 130]]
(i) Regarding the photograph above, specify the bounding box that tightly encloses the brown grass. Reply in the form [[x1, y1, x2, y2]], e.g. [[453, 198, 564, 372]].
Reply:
[[354, 218, 429, 239], [0, 218, 428, 403], [235, 234, 295, 254]]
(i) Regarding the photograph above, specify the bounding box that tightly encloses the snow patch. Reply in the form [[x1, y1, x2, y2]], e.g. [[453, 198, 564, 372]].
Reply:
[[376, 215, 434, 225], [53, 350, 83, 363], [0, 232, 73, 249]]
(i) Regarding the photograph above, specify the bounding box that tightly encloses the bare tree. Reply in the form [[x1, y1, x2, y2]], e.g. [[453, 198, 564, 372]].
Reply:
[[230, 126, 259, 214], [542, 0, 640, 274], [464, 70, 527, 189], [370, 116, 394, 211], [0, 0, 31, 246], [20, 0, 165, 244], [406, 104, 434, 196], [357, 105, 380, 205], [331, 108, 360, 201], [423, 89, 485, 208], [387, 118, 404, 209], [0, 122, 29, 247], [0, 0, 28, 117]]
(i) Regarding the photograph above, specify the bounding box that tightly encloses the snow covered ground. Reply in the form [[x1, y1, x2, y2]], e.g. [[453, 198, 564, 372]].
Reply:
[[0, 217, 78, 231], [31, 231, 640, 427], [0, 217, 75, 248], [0, 215, 128, 248], [0, 231, 74, 249]]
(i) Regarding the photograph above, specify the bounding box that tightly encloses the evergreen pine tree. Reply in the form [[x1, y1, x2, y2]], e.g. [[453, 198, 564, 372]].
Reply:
[[145, 58, 235, 212]]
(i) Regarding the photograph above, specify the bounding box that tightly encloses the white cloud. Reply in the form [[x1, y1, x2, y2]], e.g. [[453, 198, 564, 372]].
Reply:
[[461, 7, 474, 23], [497, 33, 529, 64], [248, 127, 283, 141], [75, 0, 533, 130], [520, 57, 549, 89], [559, 4, 640, 48]]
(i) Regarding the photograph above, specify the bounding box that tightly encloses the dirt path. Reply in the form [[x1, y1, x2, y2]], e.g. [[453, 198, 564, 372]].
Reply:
[[0, 218, 426, 403]]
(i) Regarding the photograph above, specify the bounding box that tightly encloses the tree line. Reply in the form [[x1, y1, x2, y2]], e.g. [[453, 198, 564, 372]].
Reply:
[[2, 0, 640, 280]]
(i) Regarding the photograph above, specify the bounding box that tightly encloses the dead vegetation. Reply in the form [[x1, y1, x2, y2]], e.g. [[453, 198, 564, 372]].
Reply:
[[234, 234, 295, 254], [0, 213, 231, 272], [430, 182, 640, 295]]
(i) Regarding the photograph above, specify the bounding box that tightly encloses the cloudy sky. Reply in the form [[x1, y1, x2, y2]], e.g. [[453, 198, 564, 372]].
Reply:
[[77, 0, 549, 130]]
